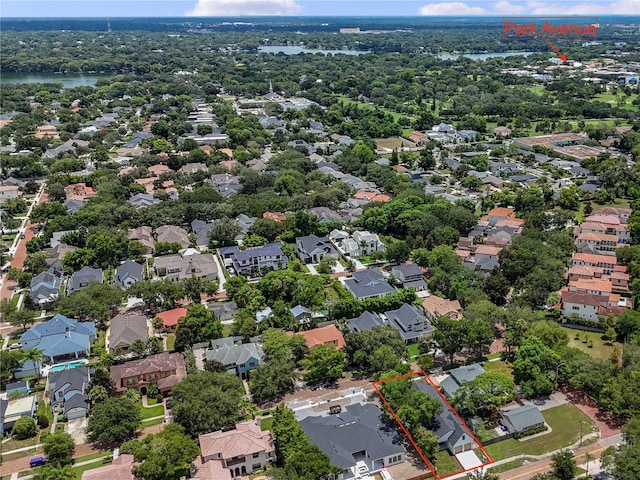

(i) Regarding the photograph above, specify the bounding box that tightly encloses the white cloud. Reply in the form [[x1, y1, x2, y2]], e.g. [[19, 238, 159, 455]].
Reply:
[[185, 0, 301, 16], [493, 1, 526, 14], [419, 2, 487, 15], [527, 0, 638, 15]]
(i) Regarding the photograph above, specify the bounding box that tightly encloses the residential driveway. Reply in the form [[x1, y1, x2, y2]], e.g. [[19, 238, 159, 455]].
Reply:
[[67, 417, 88, 444], [522, 391, 568, 411]]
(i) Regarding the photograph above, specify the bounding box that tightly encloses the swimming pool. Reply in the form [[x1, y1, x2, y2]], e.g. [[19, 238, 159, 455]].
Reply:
[[48, 360, 88, 373]]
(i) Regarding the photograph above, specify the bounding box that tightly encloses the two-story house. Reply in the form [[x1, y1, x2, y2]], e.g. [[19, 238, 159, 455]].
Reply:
[[383, 303, 434, 344], [67, 266, 103, 295], [294, 234, 338, 264], [343, 269, 396, 300], [107, 314, 150, 353], [218, 243, 288, 277], [48, 367, 91, 420], [205, 338, 264, 379], [114, 259, 144, 289], [193, 420, 275, 478], [154, 252, 218, 283], [390, 263, 427, 291], [110, 352, 186, 396]]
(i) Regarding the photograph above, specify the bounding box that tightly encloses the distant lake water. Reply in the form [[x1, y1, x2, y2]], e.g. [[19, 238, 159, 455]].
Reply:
[[258, 45, 369, 55], [1, 72, 114, 88], [437, 51, 535, 60]]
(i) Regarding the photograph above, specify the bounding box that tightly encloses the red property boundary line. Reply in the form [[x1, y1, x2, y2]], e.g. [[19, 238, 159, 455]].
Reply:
[[372, 370, 494, 480]]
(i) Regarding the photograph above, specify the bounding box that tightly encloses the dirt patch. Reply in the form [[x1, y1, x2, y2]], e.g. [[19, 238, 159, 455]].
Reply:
[[375, 137, 414, 150]]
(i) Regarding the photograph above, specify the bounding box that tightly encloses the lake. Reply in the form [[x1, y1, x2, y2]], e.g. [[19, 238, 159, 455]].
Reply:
[[1, 72, 114, 88], [437, 51, 536, 60], [257, 45, 369, 56]]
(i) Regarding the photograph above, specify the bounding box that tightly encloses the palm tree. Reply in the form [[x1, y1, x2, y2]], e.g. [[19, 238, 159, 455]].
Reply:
[[33, 464, 75, 480], [23, 348, 44, 381]]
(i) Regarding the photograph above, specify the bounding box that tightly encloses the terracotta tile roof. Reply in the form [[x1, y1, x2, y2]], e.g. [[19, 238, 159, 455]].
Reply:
[[568, 278, 613, 293], [561, 290, 601, 307], [475, 245, 502, 256], [110, 352, 186, 393], [572, 253, 617, 265], [289, 325, 346, 349], [148, 164, 171, 176], [81, 454, 135, 480], [487, 207, 515, 218], [199, 420, 274, 460], [156, 307, 188, 328], [263, 212, 287, 223], [421, 295, 462, 319], [576, 232, 619, 242]]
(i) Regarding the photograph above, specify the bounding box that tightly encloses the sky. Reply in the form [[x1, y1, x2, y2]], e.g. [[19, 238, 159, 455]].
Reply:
[[1, 0, 638, 17]]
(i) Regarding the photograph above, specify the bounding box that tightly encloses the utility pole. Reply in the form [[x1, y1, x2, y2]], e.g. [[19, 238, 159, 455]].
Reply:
[[579, 418, 583, 446]]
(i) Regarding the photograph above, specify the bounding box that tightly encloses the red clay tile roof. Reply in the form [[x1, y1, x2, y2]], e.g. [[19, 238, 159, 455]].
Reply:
[[156, 308, 187, 328]]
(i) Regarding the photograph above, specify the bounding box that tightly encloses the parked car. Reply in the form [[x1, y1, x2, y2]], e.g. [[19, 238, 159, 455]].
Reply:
[[30, 457, 47, 468]]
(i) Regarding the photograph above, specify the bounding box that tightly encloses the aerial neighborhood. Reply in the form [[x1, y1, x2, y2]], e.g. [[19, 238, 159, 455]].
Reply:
[[0, 12, 639, 480]]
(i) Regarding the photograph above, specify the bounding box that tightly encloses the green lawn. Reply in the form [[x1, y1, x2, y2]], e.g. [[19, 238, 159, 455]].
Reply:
[[137, 403, 164, 419], [74, 451, 112, 463], [73, 459, 112, 479], [142, 417, 164, 427], [593, 92, 638, 112], [483, 360, 514, 377], [489, 458, 524, 473], [407, 344, 420, 358], [485, 404, 596, 461], [166, 333, 176, 352], [433, 450, 462, 477], [527, 86, 546, 95], [565, 327, 617, 362], [260, 417, 274, 431]]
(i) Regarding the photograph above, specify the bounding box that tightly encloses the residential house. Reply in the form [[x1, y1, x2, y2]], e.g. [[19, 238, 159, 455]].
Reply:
[[290, 325, 345, 350], [345, 231, 386, 257], [438, 364, 486, 399], [148, 164, 171, 176], [128, 226, 154, 253], [500, 405, 545, 434], [48, 367, 91, 420], [209, 173, 242, 198], [107, 314, 150, 353], [30, 267, 63, 305], [306, 206, 343, 223], [299, 403, 406, 478], [486, 207, 517, 227], [64, 199, 85, 214], [67, 266, 103, 295], [5, 381, 30, 396], [154, 252, 218, 283], [156, 307, 187, 333], [0, 396, 37, 436], [421, 295, 462, 322], [191, 219, 213, 247], [110, 352, 187, 395], [114, 259, 143, 289], [0, 185, 20, 203], [208, 301, 238, 323], [343, 269, 396, 300], [289, 304, 326, 326], [494, 126, 512, 137], [129, 193, 160, 209], [218, 243, 288, 277], [413, 382, 477, 454], [63, 183, 96, 202], [560, 290, 601, 321], [263, 211, 287, 223], [195, 420, 275, 478], [346, 311, 385, 333], [19, 314, 96, 364], [294, 234, 338, 264], [571, 253, 617, 275], [205, 338, 264, 379], [156, 225, 190, 248], [179, 162, 208, 174], [328, 229, 350, 248], [391, 263, 427, 291], [383, 303, 434, 344], [81, 454, 136, 480]]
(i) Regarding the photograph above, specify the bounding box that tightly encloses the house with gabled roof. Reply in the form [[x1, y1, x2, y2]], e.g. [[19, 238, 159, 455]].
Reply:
[[344, 269, 396, 300], [154, 252, 218, 283], [391, 263, 427, 291], [195, 420, 275, 478], [81, 454, 136, 480], [299, 402, 406, 477], [384, 303, 434, 344], [129, 193, 160, 209], [438, 363, 486, 399], [114, 259, 143, 289], [218, 243, 288, 277], [128, 226, 154, 253], [107, 314, 150, 353], [346, 311, 385, 333], [208, 301, 238, 323], [500, 405, 545, 434], [67, 266, 103, 295], [294, 234, 338, 264], [30, 267, 63, 305], [48, 367, 90, 420], [205, 338, 264, 379], [413, 381, 477, 454], [19, 314, 96, 364], [156, 307, 187, 332]]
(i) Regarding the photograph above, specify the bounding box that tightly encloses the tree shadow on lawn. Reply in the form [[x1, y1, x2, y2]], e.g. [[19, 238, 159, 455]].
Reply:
[[560, 384, 625, 432]]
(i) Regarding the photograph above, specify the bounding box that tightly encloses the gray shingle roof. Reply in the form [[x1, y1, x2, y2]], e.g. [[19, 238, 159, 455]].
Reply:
[[501, 405, 545, 432], [108, 314, 149, 351], [346, 311, 384, 332], [205, 342, 264, 368], [299, 403, 405, 470], [343, 269, 396, 300]]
